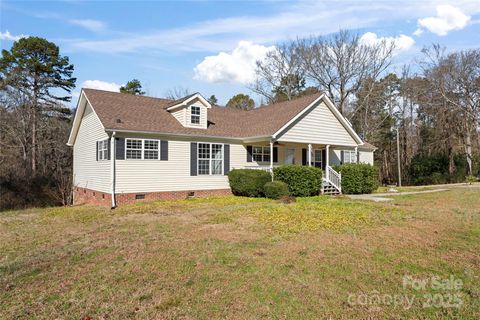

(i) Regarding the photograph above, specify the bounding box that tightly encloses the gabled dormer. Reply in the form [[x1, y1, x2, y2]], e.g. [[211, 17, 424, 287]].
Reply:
[[165, 93, 212, 129]]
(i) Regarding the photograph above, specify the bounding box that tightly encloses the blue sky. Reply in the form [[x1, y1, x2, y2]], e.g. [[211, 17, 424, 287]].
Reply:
[[1, 0, 480, 105]]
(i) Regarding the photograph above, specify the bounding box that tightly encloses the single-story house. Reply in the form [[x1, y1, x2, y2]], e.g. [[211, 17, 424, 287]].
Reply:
[[67, 89, 377, 207]]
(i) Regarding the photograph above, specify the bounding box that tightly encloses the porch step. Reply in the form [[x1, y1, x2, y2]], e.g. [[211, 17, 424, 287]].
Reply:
[[321, 180, 341, 195]]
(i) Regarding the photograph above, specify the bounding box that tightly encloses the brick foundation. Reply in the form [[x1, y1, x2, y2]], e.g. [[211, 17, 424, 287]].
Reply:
[[73, 187, 232, 207]]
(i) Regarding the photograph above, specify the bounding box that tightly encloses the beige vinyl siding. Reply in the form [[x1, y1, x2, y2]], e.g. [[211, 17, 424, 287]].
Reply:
[[115, 139, 246, 193], [73, 103, 111, 193], [359, 150, 374, 165], [171, 107, 186, 125], [278, 101, 357, 146]]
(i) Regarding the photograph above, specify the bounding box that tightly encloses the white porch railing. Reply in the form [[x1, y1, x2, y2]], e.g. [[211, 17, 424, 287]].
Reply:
[[241, 165, 272, 173], [325, 165, 342, 193]]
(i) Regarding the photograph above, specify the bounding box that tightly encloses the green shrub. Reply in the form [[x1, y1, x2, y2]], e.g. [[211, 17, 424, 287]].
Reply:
[[263, 181, 290, 199], [273, 165, 322, 197], [228, 169, 271, 197], [334, 163, 379, 194], [466, 175, 477, 185]]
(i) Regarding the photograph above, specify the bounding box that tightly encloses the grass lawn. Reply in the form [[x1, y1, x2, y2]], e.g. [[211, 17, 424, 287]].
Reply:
[[1, 187, 479, 319]]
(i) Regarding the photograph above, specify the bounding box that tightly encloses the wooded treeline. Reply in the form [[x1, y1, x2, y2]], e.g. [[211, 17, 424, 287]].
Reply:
[[0, 37, 75, 209], [1, 33, 479, 210], [252, 32, 480, 186]]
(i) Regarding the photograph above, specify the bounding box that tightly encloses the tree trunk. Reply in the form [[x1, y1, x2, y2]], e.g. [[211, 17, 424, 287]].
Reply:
[[465, 129, 473, 176], [31, 105, 36, 174]]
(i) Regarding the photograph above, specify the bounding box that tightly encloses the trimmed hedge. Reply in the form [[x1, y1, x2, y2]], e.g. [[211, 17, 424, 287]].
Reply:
[[228, 169, 271, 197], [273, 165, 322, 197], [333, 163, 378, 194], [263, 181, 290, 199]]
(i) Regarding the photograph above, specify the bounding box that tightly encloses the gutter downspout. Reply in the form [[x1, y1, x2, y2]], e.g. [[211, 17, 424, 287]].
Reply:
[[110, 132, 116, 208]]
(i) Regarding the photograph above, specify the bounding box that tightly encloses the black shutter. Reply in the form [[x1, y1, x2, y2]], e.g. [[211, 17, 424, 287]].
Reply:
[[96, 141, 99, 161], [116, 137, 125, 160], [246, 145, 253, 162], [302, 148, 307, 165], [160, 140, 168, 160], [273, 147, 278, 163], [107, 138, 111, 160], [340, 150, 344, 164], [190, 142, 197, 176], [224, 144, 230, 175], [322, 149, 327, 170]]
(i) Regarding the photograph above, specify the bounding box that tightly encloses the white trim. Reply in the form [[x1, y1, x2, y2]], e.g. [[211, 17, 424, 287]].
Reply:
[[166, 93, 212, 111], [343, 149, 357, 163], [326, 145, 330, 168], [124, 138, 161, 160], [197, 142, 224, 176], [190, 105, 201, 124]]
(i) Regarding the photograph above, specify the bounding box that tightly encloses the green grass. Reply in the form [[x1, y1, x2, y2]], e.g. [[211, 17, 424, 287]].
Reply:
[[1, 189, 479, 319]]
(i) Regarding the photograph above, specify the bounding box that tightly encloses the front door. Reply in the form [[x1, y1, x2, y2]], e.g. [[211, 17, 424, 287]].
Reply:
[[285, 148, 295, 164]]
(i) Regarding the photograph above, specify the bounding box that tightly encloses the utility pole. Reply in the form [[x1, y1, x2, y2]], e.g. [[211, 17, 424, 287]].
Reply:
[[395, 127, 402, 187]]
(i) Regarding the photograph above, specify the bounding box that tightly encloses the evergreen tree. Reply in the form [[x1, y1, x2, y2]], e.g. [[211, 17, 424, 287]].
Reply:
[[120, 79, 145, 95]]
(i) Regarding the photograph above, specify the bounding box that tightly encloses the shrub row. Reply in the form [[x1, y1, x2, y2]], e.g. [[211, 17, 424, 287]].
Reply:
[[333, 163, 378, 194], [228, 165, 323, 199]]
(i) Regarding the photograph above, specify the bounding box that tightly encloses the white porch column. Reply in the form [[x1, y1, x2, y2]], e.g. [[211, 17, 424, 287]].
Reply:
[[355, 146, 358, 163], [326, 145, 330, 168], [308, 143, 312, 167], [270, 141, 274, 181]]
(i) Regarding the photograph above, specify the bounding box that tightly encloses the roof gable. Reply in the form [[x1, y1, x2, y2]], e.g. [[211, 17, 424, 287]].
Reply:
[[275, 96, 359, 146]]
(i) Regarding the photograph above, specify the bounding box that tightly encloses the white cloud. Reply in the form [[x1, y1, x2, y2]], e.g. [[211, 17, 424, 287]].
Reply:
[[0, 30, 27, 41], [82, 80, 122, 92], [360, 32, 415, 55], [415, 5, 471, 36], [69, 0, 480, 54], [194, 41, 275, 84], [69, 19, 105, 32]]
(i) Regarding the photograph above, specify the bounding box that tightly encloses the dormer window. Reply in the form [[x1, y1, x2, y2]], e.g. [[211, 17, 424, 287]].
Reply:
[[166, 93, 211, 129], [191, 106, 200, 124]]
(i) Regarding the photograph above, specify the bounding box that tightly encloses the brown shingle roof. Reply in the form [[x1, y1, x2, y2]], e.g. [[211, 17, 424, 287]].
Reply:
[[83, 88, 323, 139], [359, 141, 377, 151]]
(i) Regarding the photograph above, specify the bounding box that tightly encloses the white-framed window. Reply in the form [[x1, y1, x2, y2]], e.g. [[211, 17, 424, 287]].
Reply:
[[312, 149, 323, 168], [343, 150, 357, 163], [98, 139, 109, 161], [198, 143, 223, 175], [126, 138, 160, 160], [252, 146, 271, 162], [191, 106, 200, 124]]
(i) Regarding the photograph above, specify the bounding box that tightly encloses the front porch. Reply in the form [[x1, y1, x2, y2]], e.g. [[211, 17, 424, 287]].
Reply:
[[237, 141, 360, 195]]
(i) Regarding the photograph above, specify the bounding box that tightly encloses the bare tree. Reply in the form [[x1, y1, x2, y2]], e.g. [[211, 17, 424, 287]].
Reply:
[[252, 41, 306, 103], [165, 86, 191, 100], [420, 45, 480, 175], [299, 30, 395, 116]]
